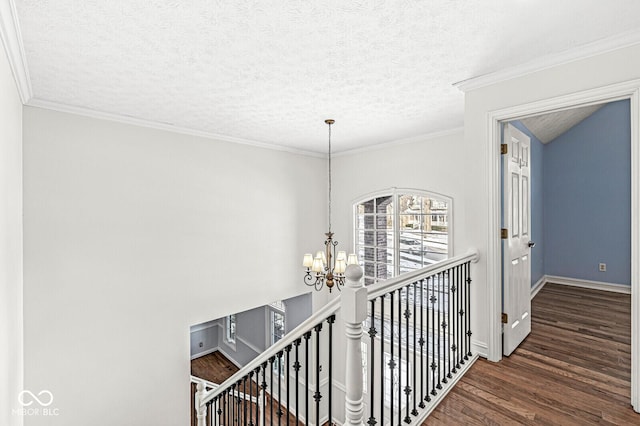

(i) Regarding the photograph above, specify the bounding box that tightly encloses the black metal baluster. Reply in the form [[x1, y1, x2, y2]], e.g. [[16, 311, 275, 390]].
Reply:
[[466, 261, 472, 359], [412, 282, 418, 416], [304, 331, 311, 426], [398, 288, 403, 424], [293, 339, 301, 426], [419, 279, 426, 407], [436, 272, 442, 390], [368, 299, 377, 426], [444, 269, 451, 383], [277, 352, 282, 426], [249, 371, 256, 426], [238, 381, 242, 425], [224, 389, 228, 426], [430, 276, 437, 397], [380, 295, 385, 426], [232, 384, 237, 426], [244, 376, 248, 426], [215, 396, 220, 426], [207, 401, 212, 426], [328, 315, 335, 426], [285, 345, 291, 426], [269, 357, 275, 426], [405, 285, 412, 423], [451, 265, 458, 373], [261, 364, 267, 426], [314, 323, 323, 426], [389, 291, 395, 426]]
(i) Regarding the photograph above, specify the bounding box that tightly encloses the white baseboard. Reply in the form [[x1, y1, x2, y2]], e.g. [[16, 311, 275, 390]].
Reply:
[[530, 275, 547, 299], [215, 347, 243, 369], [533, 275, 631, 296], [190, 347, 218, 361], [471, 340, 488, 358]]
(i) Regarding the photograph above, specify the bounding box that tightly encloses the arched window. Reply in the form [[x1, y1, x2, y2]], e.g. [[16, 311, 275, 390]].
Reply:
[[354, 189, 452, 285]]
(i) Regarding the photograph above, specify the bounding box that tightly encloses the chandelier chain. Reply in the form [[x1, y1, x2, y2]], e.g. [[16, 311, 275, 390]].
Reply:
[[328, 121, 332, 233]]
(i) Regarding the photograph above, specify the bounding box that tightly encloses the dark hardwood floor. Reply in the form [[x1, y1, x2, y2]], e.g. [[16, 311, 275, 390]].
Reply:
[[191, 351, 297, 426], [426, 283, 637, 425]]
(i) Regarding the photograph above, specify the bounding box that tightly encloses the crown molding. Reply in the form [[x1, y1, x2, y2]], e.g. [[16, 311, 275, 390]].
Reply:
[[454, 29, 640, 93], [0, 0, 32, 103], [26, 98, 326, 158], [334, 126, 464, 157]]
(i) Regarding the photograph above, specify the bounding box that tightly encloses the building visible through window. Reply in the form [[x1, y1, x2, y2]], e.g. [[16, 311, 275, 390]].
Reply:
[[355, 191, 451, 286]]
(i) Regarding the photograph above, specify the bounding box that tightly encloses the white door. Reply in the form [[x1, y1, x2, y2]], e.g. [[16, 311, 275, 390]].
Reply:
[[502, 123, 532, 356]]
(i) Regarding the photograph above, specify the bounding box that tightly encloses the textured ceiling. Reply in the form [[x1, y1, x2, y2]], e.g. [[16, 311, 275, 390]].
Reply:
[[520, 105, 604, 144], [12, 1, 640, 153]]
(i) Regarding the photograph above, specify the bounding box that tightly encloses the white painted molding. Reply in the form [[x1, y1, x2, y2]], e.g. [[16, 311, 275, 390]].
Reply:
[[236, 336, 263, 356], [215, 347, 243, 369], [0, 0, 32, 103], [455, 29, 640, 92], [334, 127, 464, 158], [485, 79, 640, 411], [486, 79, 640, 364], [545, 275, 631, 295], [471, 340, 488, 359], [531, 276, 547, 299], [190, 347, 218, 361], [412, 354, 479, 424], [25, 98, 326, 158]]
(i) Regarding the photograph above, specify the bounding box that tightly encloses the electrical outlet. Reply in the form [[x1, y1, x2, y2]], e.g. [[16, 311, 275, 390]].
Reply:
[[199, 342, 203, 348], [599, 263, 606, 272]]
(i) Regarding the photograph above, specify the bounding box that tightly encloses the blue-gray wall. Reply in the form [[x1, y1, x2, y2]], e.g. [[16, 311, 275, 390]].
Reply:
[[510, 121, 545, 286], [544, 100, 630, 285]]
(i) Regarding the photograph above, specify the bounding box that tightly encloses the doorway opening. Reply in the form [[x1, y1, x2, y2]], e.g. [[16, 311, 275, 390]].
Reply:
[[488, 80, 640, 411]]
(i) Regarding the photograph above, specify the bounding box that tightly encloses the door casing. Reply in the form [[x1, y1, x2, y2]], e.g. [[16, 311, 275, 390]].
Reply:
[[485, 79, 640, 412]]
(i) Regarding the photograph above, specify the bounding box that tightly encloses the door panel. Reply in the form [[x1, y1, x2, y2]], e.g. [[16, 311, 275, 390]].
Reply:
[[503, 123, 532, 356]]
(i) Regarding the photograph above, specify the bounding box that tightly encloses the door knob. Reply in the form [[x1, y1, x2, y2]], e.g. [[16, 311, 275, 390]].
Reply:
[[528, 241, 535, 248]]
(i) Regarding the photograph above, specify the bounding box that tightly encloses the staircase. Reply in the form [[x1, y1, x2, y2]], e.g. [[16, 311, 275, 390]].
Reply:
[[194, 250, 479, 426]]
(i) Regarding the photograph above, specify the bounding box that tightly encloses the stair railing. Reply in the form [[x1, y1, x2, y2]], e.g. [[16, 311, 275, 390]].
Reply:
[[195, 250, 478, 426]]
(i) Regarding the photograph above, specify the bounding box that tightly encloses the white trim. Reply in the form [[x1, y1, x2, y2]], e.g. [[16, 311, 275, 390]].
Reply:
[[190, 320, 220, 333], [530, 276, 547, 299], [190, 347, 218, 361], [454, 30, 640, 92], [215, 347, 243, 369], [543, 275, 631, 295], [412, 354, 479, 424], [334, 127, 464, 157], [486, 79, 640, 411], [471, 340, 488, 359], [0, 0, 32, 103], [25, 98, 325, 158], [236, 336, 263, 356]]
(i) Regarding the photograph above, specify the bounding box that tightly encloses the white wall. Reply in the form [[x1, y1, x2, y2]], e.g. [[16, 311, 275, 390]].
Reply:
[[22, 107, 326, 426], [463, 43, 640, 360], [0, 38, 23, 426]]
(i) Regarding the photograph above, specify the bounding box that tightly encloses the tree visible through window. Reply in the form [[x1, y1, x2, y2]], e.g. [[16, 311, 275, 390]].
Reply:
[[355, 191, 451, 285]]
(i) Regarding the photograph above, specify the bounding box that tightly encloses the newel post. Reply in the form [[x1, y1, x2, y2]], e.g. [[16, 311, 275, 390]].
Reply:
[[195, 381, 207, 426], [342, 264, 367, 426]]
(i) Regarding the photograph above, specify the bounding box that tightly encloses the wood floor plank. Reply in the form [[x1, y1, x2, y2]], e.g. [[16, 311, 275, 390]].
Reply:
[[426, 283, 638, 425]]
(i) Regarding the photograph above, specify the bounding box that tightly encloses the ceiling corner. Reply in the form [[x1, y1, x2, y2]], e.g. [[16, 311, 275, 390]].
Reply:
[[0, 0, 32, 104]]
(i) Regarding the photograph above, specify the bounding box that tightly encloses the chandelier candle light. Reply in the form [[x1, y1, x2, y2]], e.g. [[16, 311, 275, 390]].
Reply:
[[303, 119, 358, 292]]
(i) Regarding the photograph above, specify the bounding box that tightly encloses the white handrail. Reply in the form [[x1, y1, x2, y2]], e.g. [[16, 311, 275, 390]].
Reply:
[[367, 250, 479, 300], [199, 295, 342, 407], [197, 249, 479, 414]]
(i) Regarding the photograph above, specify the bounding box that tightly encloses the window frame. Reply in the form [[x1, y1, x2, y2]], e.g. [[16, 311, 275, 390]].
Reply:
[[224, 314, 236, 349], [353, 188, 453, 285]]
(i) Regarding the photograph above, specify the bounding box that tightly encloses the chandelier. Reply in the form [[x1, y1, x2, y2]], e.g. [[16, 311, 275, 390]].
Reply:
[[303, 119, 358, 292]]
